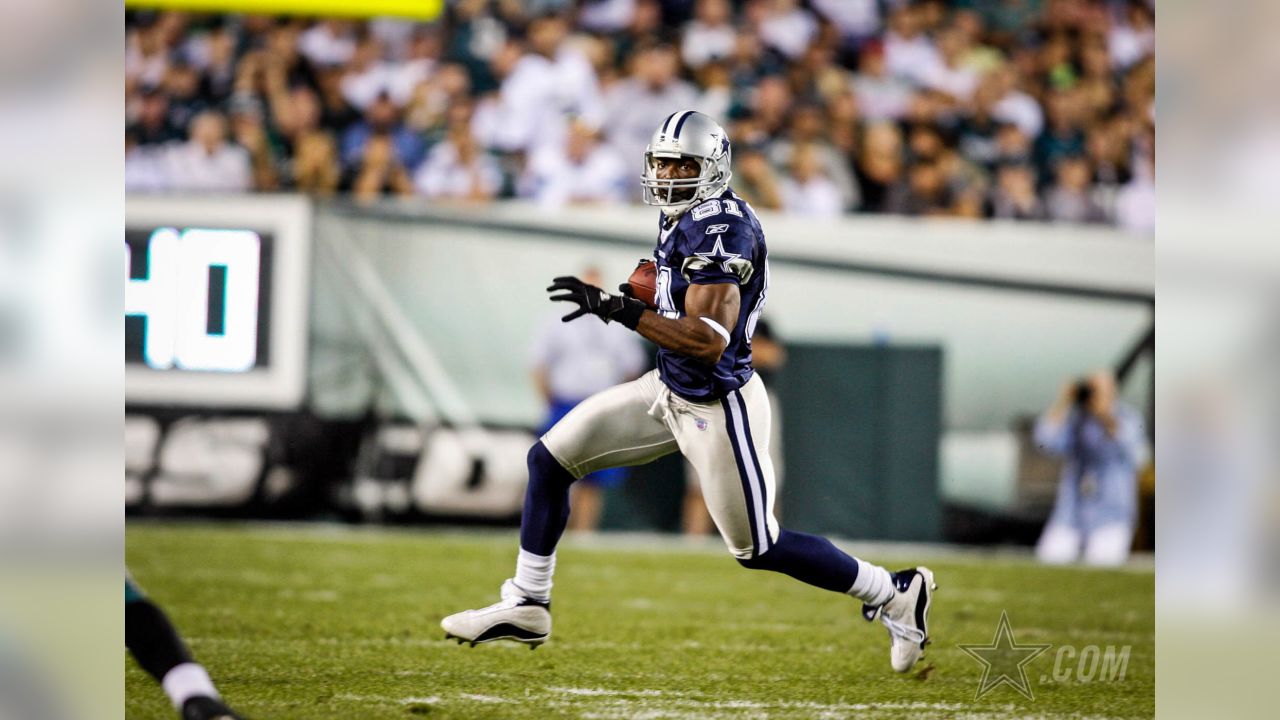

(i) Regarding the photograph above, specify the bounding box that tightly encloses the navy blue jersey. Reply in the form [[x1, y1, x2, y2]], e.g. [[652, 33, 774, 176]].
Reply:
[[652, 188, 770, 401]]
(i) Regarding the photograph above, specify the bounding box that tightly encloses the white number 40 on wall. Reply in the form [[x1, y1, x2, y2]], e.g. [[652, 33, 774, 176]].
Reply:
[[126, 227, 261, 372]]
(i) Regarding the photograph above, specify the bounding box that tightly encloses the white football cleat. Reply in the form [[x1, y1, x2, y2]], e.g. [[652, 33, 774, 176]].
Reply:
[[862, 567, 936, 673], [441, 579, 551, 649]]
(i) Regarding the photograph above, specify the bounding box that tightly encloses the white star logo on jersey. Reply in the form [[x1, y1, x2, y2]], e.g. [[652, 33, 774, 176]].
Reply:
[[695, 236, 740, 273]]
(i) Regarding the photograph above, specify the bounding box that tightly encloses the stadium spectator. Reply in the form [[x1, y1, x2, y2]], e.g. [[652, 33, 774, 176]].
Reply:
[[885, 161, 953, 217], [1108, 1, 1155, 71], [121, 1, 1155, 232], [769, 103, 859, 210], [1034, 89, 1087, 181], [1034, 371, 1146, 566], [299, 19, 357, 67], [883, 3, 942, 88], [989, 163, 1046, 221], [340, 92, 426, 172], [163, 111, 252, 192], [851, 40, 912, 122], [522, 120, 628, 208], [227, 95, 280, 191], [854, 121, 905, 213], [352, 135, 415, 201], [1045, 156, 1109, 224], [809, 0, 881, 46], [528, 13, 605, 130], [579, 0, 638, 34], [405, 62, 472, 136], [957, 77, 1006, 168], [128, 87, 181, 147], [601, 42, 700, 178], [681, 0, 736, 70], [779, 143, 843, 218], [161, 60, 209, 133], [413, 103, 501, 202], [990, 64, 1044, 140], [125, 132, 169, 193], [923, 25, 979, 102], [291, 131, 341, 196], [754, 0, 820, 62]]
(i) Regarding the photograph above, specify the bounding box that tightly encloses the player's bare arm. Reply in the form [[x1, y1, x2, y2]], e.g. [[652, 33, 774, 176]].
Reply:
[[635, 282, 739, 365]]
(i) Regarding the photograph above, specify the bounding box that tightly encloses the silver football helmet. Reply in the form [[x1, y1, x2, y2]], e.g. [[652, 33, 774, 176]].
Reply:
[[640, 110, 732, 218]]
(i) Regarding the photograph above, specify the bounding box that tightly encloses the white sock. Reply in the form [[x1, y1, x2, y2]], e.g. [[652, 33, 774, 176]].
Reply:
[[513, 548, 556, 602], [847, 560, 896, 606], [161, 662, 218, 710]]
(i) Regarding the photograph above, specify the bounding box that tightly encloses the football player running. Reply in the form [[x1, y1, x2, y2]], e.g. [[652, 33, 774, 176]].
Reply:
[[442, 111, 936, 672]]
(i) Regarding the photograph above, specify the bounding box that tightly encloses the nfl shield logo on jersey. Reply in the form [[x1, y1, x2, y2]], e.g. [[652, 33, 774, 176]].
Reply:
[[695, 418, 708, 431]]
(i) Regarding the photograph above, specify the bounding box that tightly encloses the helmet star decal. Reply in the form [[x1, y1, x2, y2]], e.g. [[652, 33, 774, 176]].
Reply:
[[695, 235, 741, 273]]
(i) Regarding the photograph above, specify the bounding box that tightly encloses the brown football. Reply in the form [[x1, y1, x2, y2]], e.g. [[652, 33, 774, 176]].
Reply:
[[627, 260, 659, 309]]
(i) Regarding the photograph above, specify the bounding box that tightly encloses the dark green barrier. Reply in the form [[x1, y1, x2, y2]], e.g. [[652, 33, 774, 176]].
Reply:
[[777, 344, 942, 542], [601, 344, 942, 541]]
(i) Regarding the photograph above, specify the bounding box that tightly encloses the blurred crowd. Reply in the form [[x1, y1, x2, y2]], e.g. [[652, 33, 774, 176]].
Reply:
[[126, 0, 1154, 233]]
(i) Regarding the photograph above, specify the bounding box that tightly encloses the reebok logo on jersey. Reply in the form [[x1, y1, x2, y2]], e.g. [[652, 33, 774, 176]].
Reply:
[[705, 224, 730, 235], [695, 418, 708, 431]]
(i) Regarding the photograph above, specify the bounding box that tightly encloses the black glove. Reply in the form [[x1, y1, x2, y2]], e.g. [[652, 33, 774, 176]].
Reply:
[[547, 276, 645, 329]]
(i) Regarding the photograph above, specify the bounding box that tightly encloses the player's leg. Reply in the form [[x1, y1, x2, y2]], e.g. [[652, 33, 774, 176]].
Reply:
[[441, 370, 677, 646], [518, 370, 676, 595], [680, 375, 935, 672], [126, 574, 242, 720]]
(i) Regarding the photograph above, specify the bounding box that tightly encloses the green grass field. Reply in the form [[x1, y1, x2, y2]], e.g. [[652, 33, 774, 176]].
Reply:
[[125, 522, 1153, 719]]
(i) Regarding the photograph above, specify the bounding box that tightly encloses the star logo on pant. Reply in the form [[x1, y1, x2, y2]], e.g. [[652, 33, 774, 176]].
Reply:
[[957, 611, 1051, 700]]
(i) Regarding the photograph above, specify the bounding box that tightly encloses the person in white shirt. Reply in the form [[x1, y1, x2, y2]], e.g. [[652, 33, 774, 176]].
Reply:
[[809, 0, 881, 43], [522, 120, 628, 208], [756, 0, 820, 61], [883, 4, 943, 87], [852, 40, 914, 121], [529, 14, 605, 132], [601, 43, 700, 189], [779, 143, 845, 218], [125, 133, 170, 192], [1107, 1, 1155, 71], [991, 64, 1044, 139], [340, 35, 396, 112], [924, 26, 980, 102], [529, 266, 647, 531], [471, 36, 559, 155], [579, 0, 637, 34], [298, 20, 357, 68], [414, 103, 502, 201], [682, 0, 737, 69], [163, 111, 252, 192]]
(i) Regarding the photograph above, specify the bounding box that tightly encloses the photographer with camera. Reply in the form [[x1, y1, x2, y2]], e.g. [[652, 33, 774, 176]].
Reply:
[[1033, 370, 1147, 566]]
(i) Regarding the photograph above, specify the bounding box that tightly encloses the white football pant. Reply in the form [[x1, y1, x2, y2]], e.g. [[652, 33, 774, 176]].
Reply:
[[542, 369, 780, 559]]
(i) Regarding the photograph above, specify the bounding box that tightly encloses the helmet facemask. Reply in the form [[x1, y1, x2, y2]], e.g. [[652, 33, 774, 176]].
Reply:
[[642, 153, 732, 217]]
